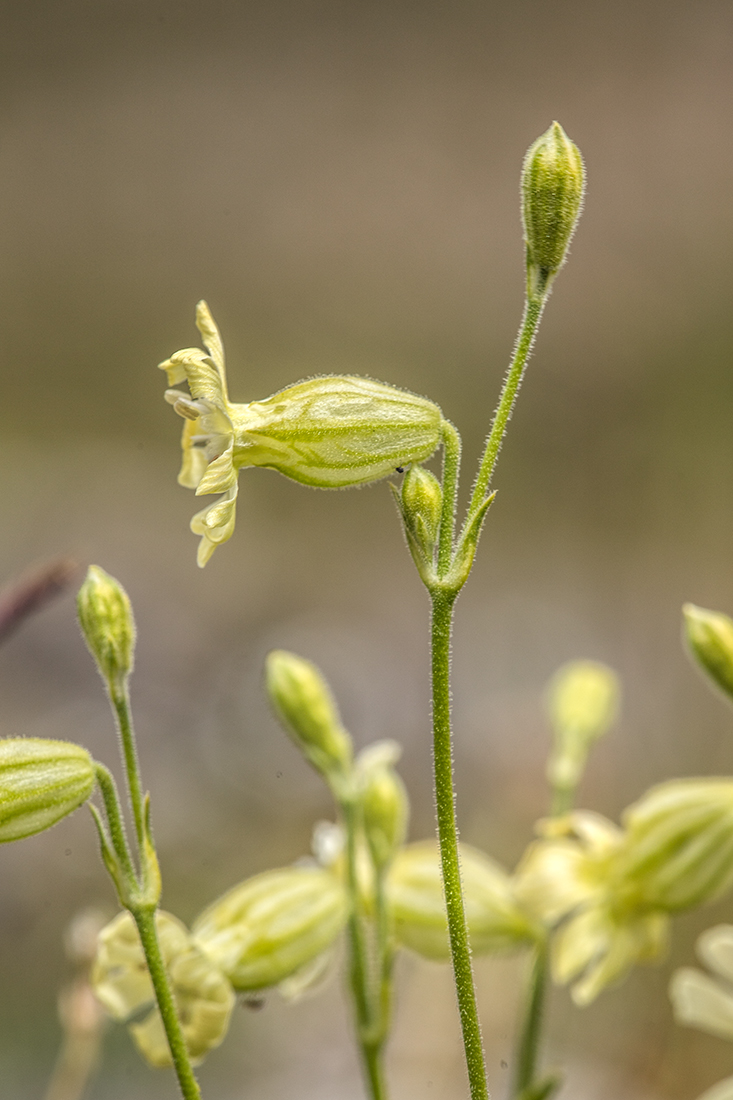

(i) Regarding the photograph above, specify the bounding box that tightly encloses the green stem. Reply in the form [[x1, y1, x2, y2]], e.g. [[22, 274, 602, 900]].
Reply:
[[133, 907, 202, 1100], [511, 777, 577, 1099], [362, 1044, 387, 1100], [430, 588, 489, 1100], [467, 295, 545, 524], [550, 784, 574, 818], [341, 797, 387, 1100], [438, 420, 462, 578], [93, 763, 137, 886], [110, 683, 146, 850], [512, 940, 549, 1100], [374, 869, 394, 1048]]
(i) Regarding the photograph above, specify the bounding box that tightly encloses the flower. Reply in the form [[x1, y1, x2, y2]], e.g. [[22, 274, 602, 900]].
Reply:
[[191, 865, 348, 993], [92, 910, 235, 1068], [514, 811, 669, 1005], [388, 841, 542, 960], [159, 302, 445, 566]]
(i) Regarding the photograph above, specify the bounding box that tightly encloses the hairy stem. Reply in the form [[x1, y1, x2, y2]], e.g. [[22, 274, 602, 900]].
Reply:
[[438, 420, 462, 578], [467, 295, 545, 524], [431, 588, 489, 1100], [93, 763, 137, 885], [110, 684, 146, 851], [133, 907, 202, 1100]]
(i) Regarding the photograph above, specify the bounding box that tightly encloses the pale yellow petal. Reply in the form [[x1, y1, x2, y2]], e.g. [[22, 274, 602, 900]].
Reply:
[[190, 486, 239, 567], [514, 838, 595, 924], [92, 911, 191, 1021], [698, 925, 733, 985], [552, 907, 608, 986], [130, 1008, 172, 1068], [671, 967, 733, 1040], [195, 447, 237, 496], [158, 356, 189, 386], [697, 1077, 733, 1100], [195, 300, 228, 398], [177, 420, 207, 489], [570, 912, 668, 1006]]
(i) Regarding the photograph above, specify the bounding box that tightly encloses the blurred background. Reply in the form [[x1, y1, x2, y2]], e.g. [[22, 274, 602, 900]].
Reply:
[[1, 0, 733, 1096]]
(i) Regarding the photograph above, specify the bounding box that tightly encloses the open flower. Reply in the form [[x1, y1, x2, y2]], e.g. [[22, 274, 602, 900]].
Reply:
[[514, 811, 669, 1004], [92, 910, 235, 1068], [159, 302, 445, 565]]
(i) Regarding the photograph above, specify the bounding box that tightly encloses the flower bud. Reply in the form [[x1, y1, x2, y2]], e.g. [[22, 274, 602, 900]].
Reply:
[[92, 910, 234, 1068], [266, 650, 352, 784], [192, 866, 348, 991], [400, 465, 442, 557], [357, 741, 409, 871], [521, 121, 585, 299], [77, 566, 135, 690], [387, 841, 540, 959], [243, 376, 444, 488], [620, 779, 733, 911], [546, 660, 619, 793], [683, 604, 733, 704], [0, 738, 95, 842]]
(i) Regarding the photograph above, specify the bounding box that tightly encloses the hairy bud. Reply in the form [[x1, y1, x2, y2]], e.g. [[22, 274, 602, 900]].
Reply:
[[357, 741, 409, 871], [77, 566, 135, 691], [401, 465, 442, 553], [683, 603, 733, 704], [546, 660, 619, 793], [387, 841, 540, 959], [266, 650, 352, 784], [521, 121, 585, 299], [620, 779, 733, 911], [192, 866, 348, 991], [0, 738, 95, 842]]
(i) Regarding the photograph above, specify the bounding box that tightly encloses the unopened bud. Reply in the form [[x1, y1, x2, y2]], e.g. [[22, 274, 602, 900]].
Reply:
[[0, 738, 95, 842], [683, 604, 733, 704], [387, 841, 540, 959], [521, 121, 585, 299], [266, 651, 352, 784], [620, 779, 733, 911], [77, 566, 135, 690], [546, 660, 619, 792], [358, 741, 409, 870], [192, 866, 348, 991], [400, 466, 442, 557]]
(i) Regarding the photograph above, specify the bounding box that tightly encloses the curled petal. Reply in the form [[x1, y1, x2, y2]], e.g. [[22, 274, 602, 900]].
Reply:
[[178, 420, 208, 490], [195, 445, 237, 496], [190, 487, 238, 568], [195, 301, 228, 398], [554, 905, 668, 1006], [699, 925, 733, 986], [92, 910, 234, 1069], [158, 348, 201, 387], [671, 967, 733, 1041]]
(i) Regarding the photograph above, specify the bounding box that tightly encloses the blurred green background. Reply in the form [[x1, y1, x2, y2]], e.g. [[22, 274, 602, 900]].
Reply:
[[2, 0, 733, 1096]]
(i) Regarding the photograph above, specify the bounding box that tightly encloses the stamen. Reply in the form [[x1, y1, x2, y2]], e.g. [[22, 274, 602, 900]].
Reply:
[[165, 389, 210, 421]]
